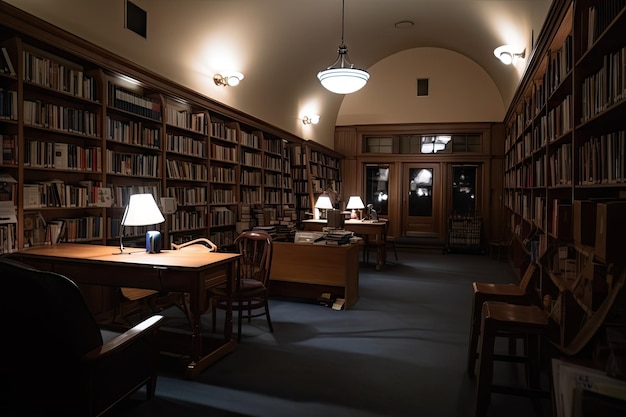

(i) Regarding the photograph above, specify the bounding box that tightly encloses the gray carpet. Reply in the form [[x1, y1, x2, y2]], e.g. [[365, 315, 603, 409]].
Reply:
[[107, 251, 550, 417]]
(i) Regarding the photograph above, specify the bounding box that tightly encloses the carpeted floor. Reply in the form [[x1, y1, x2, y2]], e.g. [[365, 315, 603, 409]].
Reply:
[[106, 250, 551, 417]]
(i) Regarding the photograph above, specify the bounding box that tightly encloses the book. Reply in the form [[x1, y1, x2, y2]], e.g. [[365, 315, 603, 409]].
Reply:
[[54, 142, 69, 169], [0, 47, 15, 76]]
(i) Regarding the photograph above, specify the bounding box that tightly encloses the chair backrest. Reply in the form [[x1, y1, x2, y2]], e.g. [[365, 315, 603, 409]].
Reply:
[[171, 237, 218, 252], [0, 258, 104, 359], [518, 262, 537, 292], [1, 257, 104, 413], [235, 231, 273, 286]]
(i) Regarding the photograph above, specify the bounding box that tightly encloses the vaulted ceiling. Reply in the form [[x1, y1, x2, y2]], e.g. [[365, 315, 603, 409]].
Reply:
[[4, 0, 553, 148]]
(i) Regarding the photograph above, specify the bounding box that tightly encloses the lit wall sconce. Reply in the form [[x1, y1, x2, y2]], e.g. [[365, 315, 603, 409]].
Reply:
[[213, 72, 244, 87], [494, 45, 525, 65], [302, 115, 320, 125]]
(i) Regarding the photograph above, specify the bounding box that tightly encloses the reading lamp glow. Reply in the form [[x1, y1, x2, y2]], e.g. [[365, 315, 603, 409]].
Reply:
[[345, 195, 365, 219], [315, 194, 334, 219], [118, 193, 165, 254]]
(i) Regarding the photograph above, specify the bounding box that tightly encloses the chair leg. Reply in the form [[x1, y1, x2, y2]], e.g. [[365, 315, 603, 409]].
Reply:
[[467, 294, 483, 378], [237, 304, 243, 343], [265, 300, 273, 332], [211, 297, 217, 333], [475, 315, 496, 417]]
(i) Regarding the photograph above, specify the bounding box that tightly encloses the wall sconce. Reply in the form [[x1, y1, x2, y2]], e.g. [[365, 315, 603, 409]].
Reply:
[[345, 196, 365, 219], [302, 115, 320, 125], [213, 72, 244, 87], [494, 45, 525, 65]]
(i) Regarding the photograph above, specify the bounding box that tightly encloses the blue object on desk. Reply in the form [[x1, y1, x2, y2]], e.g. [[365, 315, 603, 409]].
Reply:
[[146, 230, 162, 253]]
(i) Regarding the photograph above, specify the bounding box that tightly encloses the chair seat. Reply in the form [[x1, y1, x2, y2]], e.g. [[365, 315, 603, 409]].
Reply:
[[473, 282, 526, 297], [483, 301, 549, 330]]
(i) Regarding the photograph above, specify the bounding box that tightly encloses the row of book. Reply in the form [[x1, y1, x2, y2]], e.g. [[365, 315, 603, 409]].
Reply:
[[580, 46, 626, 123], [1, 135, 17, 165], [23, 99, 99, 137], [25, 139, 101, 172], [210, 121, 237, 142], [166, 133, 206, 158], [165, 108, 207, 134], [106, 149, 159, 177], [166, 186, 206, 207], [106, 116, 161, 148], [23, 49, 96, 100], [0, 88, 17, 120], [171, 208, 206, 232], [22, 179, 113, 209], [165, 159, 208, 181], [108, 83, 161, 121]]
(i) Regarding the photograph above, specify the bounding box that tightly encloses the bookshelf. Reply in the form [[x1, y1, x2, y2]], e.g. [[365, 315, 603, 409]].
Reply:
[[0, 2, 344, 253], [164, 97, 209, 244], [503, 0, 626, 354]]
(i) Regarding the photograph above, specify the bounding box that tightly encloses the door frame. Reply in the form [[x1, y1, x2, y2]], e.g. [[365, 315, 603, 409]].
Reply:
[[402, 162, 442, 238]]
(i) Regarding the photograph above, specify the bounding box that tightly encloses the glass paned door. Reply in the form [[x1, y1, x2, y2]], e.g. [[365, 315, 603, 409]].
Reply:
[[403, 163, 440, 236]]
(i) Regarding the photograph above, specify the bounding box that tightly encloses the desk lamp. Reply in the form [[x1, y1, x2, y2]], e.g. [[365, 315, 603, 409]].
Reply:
[[117, 193, 165, 254], [315, 194, 334, 220], [346, 196, 365, 219]]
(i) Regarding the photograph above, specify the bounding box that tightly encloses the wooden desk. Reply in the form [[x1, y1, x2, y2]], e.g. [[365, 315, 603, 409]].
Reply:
[[12, 243, 240, 379], [270, 241, 360, 308], [302, 219, 387, 270]]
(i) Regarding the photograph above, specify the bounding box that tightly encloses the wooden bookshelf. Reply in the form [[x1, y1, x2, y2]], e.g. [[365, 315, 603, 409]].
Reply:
[[0, 2, 344, 252], [503, 0, 626, 354]]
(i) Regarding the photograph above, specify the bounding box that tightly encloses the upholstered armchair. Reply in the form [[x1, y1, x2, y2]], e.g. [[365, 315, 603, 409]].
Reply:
[[0, 257, 163, 417]]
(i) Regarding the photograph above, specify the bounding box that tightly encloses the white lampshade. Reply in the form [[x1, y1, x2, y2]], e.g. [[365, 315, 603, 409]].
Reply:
[[315, 194, 334, 210], [122, 193, 165, 226], [345, 196, 365, 210]]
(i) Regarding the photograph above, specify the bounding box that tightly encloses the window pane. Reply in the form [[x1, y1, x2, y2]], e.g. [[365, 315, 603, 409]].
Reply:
[[365, 165, 389, 215], [452, 166, 476, 215], [365, 136, 393, 153], [408, 168, 432, 216]]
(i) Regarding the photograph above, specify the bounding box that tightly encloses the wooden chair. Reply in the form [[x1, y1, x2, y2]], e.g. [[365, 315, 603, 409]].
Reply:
[[467, 262, 539, 377], [211, 230, 273, 342], [475, 301, 551, 417], [0, 258, 163, 417]]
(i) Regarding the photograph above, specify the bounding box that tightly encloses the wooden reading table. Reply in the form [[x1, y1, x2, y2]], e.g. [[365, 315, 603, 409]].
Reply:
[[12, 243, 240, 379], [302, 219, 387, 270]]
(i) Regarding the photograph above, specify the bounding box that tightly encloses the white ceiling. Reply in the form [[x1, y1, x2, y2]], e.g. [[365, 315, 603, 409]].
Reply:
[[4, 0, 553, 147]]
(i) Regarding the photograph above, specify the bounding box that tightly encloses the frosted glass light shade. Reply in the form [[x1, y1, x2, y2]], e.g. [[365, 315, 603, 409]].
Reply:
[[317, 67, 369, 94], [122, 193, 165, 226]]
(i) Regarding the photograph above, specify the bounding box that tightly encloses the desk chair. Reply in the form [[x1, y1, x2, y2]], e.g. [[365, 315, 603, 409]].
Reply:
[[211, 230, 273, 342], [0, 258, 163, 417]]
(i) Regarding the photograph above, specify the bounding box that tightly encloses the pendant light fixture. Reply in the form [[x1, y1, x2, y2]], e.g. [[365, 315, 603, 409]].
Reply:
[[317, 0, 369, 94]]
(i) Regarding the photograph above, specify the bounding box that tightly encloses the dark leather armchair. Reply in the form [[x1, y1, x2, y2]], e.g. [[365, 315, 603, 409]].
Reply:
[[0, 257, 163, 417]]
